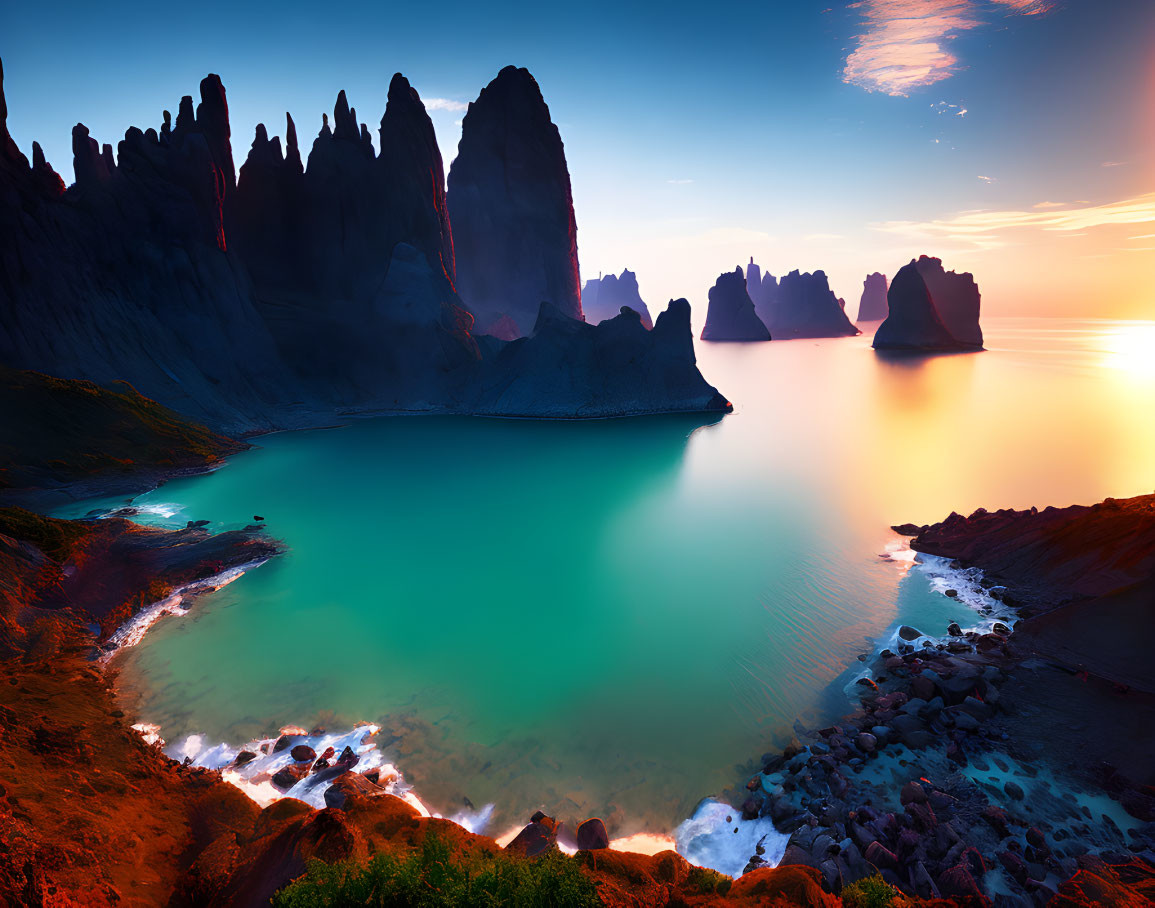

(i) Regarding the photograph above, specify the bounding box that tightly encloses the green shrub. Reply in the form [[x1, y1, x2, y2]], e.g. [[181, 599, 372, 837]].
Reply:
[[272, 834, 601, 907], [686, 865, 732, 895], [841, 873, 897, 908]]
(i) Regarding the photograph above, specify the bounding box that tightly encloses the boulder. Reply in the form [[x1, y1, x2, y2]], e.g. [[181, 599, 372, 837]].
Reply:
[[576, 817, 609, 851]]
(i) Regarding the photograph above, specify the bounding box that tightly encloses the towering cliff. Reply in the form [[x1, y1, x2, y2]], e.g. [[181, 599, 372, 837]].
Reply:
[[766, 269, 859, 339], [856, 272, 888, 322], [447, 66, 581, 338], [0, 59, 727, 426], [701, 269, 770, 341], [231, 77, 474, 412], [0, 66, 291, 432], [581, 269, 653, 329], [873, 257, 983, 352]]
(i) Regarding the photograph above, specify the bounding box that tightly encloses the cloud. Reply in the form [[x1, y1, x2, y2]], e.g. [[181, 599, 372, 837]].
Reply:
[[871, 192, 1155, 247], [666, 179, 695, 184], [424, 98, 468, 113], [1101, 161, 1126, 167], [1130, 234, 1155, 240], [803, 233, 845, 241], [1033, 201, 1067, 209], [977, 175, 995, 183], [843, 0, 1056, 96]]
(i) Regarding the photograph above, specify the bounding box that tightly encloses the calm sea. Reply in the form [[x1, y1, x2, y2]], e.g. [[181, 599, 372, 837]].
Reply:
[[60, 317, 1155, 837]]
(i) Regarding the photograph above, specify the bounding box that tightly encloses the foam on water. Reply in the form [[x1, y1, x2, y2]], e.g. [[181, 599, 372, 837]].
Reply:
[[673, 798, 790, 879], [99, 561, 268, 661]]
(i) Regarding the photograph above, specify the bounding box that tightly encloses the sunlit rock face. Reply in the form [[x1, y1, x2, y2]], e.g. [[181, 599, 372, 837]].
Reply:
[[470, 300, 731, 416], [766, 269, 859, 339], [447, 66, 582, 339], [857, 272, 889, 322], [873, 257, 983, 352], [0, 59, 727, 427], [701, 269, 771, 341], [582, 269, 653, 329]]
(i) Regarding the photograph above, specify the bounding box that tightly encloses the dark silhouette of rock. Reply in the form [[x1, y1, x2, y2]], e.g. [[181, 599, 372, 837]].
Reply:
[[914, 256, 983, 347], [857, 272, 888, 321], [581, 269, 653, 329], [470, 300, 730, 416], [873, 257, 983, 352], [447, 66, 581, 338], [744, 258, 783, 328], [576, 818, 610, 850], [0, 59, 727, 428], [701, 268, 770, 341], [766, 269, 859, 339]]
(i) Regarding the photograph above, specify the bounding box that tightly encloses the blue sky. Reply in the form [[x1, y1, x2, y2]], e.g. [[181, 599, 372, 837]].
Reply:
[[3, 0, 1153, 318]]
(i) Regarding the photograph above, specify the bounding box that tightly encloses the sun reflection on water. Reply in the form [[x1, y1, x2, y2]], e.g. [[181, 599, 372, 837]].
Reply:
[[1098, 322, 1155, 378]]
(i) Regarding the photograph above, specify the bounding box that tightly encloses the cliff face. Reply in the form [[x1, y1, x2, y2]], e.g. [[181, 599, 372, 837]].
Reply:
[[766, 270, 859, 339], [873, 257, 983, 352], [0, 59, 725, 427], [582, 269, 653, 329], [856, 272, 888, 322], [701, 269, 770, 341], [447, 66, 582, 338], [0, 68, 293, 432]]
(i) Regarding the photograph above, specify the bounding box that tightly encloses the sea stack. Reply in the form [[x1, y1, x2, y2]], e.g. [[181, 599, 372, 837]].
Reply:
[[582, 269, 653, 329], [469, 299, 731, 416], [767, 269, 859, 339], [873, 257, 983, 352], [448, 66, 582, 338], [857, 272, 888, 322], [701, 268, 770, 341]]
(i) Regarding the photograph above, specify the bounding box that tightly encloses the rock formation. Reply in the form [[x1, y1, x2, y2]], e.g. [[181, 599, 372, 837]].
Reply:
[[856, 272, 888, 321], [913, 256, 983, 347], [0, 59, 726, 429], [447, 66, 581, 337], [765, 269, 859, 339], [873, 257, 983, 352], [470, 300, 730, 416], [701, 269, 770, 341], [581, 269, 653, 329], [744, 258, 780, 323]]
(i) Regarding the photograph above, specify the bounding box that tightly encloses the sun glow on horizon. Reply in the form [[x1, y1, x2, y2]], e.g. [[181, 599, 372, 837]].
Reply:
[[1098, 323, 1155, 379]]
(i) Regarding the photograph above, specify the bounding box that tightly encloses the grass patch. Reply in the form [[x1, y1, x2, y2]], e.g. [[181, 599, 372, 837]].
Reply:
[[0, 507, 90, 561], [272, 834, 601, 907], [687, 865, 732, 895], [841, 873, 898, 908]]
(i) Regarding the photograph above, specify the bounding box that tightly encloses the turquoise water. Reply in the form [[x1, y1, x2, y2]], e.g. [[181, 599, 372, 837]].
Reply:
[[63, 317, 1155, 835]]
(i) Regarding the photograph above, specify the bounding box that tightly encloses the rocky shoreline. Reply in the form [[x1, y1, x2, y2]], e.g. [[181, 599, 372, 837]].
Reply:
[[719, 499, 1155, 905]]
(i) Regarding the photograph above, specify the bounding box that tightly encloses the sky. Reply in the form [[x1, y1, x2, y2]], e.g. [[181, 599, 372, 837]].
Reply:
[[3, 0, 1153, 321]]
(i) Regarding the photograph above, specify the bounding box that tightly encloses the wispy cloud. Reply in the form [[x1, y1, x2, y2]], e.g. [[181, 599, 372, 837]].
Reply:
[[872, 192, 1155, 247], [1101, 160, 1126, 168], [666, 179, 694, 185], [424, 98, 468, 113], [977, 175, 995, 183], [843, 0, 1056, 96], [1033, 201, 1067, 209]]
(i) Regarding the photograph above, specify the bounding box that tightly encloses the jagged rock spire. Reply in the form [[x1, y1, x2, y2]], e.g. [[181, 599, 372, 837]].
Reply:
[[284, 112, 302, 173], [447, 65, 581, 336]]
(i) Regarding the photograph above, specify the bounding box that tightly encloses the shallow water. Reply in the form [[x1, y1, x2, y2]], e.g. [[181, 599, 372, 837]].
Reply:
[[62, 317, 1155, 837]]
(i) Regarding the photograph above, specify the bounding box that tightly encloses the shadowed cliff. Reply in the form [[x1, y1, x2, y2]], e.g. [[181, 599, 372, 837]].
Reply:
[[447, 66, 582, 338], [0, 59, 727, 428]]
